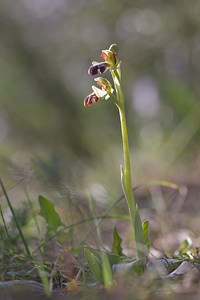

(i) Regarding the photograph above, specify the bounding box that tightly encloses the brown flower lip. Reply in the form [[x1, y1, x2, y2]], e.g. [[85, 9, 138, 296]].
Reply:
[[84, 92, 99, 107], [88, 62, 108, 76], [88, 65, 98, 76]]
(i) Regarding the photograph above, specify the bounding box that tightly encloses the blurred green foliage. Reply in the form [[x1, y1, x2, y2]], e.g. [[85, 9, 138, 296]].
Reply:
[[0, 0, 200, 191]]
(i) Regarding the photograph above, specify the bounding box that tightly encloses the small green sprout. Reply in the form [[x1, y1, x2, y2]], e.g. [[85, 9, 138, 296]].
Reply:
[[84, 44, 148, 261]]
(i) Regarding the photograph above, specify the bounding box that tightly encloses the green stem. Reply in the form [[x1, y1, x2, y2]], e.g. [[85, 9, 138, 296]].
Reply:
[[111, 69, 135, 208], [111, 68, 146, 260], [119, 107, 134, 202], [117, 91, 137, 238]]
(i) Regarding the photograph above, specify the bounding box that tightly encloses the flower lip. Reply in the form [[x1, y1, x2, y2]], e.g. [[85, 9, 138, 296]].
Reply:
[[84, 92, 99, 107], [88, 65, 98, 76], [99, 63, 107, 74], [88, 62, 108, 76], [84, 95, 92, 107], [93, 94, 99, 103]]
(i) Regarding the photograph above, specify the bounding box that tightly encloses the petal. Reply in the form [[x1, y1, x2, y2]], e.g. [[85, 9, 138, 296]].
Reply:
[[101, 52, 108, 62], [92, 86, 107, 99]]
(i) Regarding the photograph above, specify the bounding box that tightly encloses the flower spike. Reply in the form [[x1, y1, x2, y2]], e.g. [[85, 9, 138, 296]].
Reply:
[[83, 44, 148, 261]]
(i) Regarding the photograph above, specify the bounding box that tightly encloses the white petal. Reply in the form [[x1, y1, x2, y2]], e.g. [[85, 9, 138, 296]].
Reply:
[[92, 86, 107, 99]]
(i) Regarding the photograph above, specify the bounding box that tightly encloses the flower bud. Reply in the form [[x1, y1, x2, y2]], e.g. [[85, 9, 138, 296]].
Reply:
[[109, 44, 118, 55], [95, 77, 112, 93], [101, 50, 116, 68]]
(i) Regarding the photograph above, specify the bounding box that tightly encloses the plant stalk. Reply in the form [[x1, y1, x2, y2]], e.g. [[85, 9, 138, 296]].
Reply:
[[111, 68, 146, 260]]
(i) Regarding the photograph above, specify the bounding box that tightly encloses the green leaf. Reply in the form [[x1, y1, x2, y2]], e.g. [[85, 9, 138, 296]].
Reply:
[[178, 239, 190, 254], [160, 258, 183, 273], [39, 269, 51, 297], [120, 165, 128, 200], [113, 259, 146, 276], [120, 167, 147, 260], [128, 258, 146, 275], [134, 205, 146, 260], [38, 195, 64, 236], [86, 247, 101, 260], [112, 227, 124, 256], [120, 165, 133, 206], [85, 248, 103, 283], [101, 251, 113, 290], [106, 253, 123, 265], [142, 221, 150, 252]]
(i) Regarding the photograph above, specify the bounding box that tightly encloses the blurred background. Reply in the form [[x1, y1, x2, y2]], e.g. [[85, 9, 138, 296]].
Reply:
[[0, 0, 200, 255]]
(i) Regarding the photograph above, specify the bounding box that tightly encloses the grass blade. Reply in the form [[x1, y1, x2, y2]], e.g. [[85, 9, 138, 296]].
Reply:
[[39, 269, 52, 297], [24, 189, 44, 255], [32, 214, 129, 254], [0, 205, 14, 251], [142, 221, 150, 252], [0, 178, 32, 259]]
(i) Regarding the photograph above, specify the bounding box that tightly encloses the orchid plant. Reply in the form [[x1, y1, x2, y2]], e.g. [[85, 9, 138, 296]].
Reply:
[[84, 44, 148, 261]]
